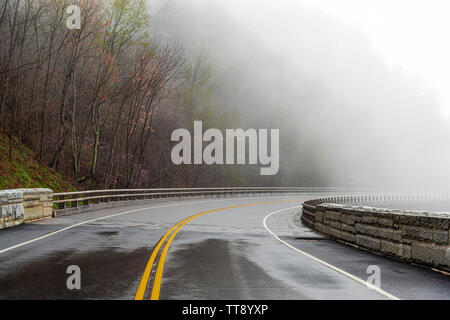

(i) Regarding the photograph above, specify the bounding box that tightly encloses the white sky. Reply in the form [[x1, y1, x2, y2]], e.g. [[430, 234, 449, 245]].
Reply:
[[299, 0, 450, 116]]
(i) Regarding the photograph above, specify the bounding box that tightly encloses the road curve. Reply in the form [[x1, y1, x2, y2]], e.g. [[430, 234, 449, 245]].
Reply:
[[0, 195, 448, 299]]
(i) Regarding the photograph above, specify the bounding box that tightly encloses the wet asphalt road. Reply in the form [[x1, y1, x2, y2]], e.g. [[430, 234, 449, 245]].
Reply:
[[0, 195, 448, 300]]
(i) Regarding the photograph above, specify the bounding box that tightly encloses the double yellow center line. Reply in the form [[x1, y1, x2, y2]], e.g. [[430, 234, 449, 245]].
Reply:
[[134, 199, 300, 300]]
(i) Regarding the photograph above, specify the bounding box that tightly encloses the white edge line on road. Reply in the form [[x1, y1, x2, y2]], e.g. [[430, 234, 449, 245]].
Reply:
[[262, 206, 400, 300], [0, 194, 302, 255]]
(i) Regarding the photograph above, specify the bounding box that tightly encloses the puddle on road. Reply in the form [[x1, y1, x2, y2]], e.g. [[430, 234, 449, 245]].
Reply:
[[161, 238, 308, 299], [95, 231, 120, 236], [0, 247, 150, 299]]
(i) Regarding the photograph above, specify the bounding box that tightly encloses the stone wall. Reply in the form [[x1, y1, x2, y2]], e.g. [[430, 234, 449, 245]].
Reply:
[[301, 201, 450, 272], [19, 188, 53, 222], [0, 190, 24, 229], [0, 188, 53, 229]]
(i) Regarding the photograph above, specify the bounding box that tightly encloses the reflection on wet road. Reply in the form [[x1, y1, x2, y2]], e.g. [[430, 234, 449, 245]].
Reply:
[[0, 196, 448, 299]]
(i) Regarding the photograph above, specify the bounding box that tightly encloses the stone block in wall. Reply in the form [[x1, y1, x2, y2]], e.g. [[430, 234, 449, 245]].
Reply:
[[445, 248, 450, 271], [361, 213, 377, 224], [328, 227, 341, 239], [0, 190, 24, 229], [328, 220, 341, 230], [340, 231, 356, 244], [11, 203, 24, 219], [380, 240, 411, 259], [4, 217, 23, 228], [431, 217, 449, 230], [340, 213, 357, 226], [377, 228, 401, 242], [419, 229, 434, 241], [400, 244, 412, 260], [411, 241, 449, 268], [302, 209, 314, 221], [402, 225, 434, 242], [380, 240, 400, 257], [1, 205, 11, 217], [417, 216, 439, 228], [350, 209, 364, 219], [301, 208, 315, 229], [315, 222, 324, 233], [315, 210, 324, 223], [401, 238, 412, 245], [433, 231, 448, 245], [356, 235, 381, 251], [340, 223, 356, 234], [303, 203, 316, 212], [355, 223, 378, 237], [377, 217, 393, 227], [315, 205, 326, 213], [324, 210, 341, 222], [394, 212, 445, 229], [18, 188, 53, 221], [393, 213, 422, 226], [402, 225, 420, 239], [24, 207, 45, 220]]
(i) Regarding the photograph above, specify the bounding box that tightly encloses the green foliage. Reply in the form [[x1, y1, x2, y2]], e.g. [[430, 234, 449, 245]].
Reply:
[[103, 0, 150, 45], [183, 49, 239, 129], [0, 133, 76, 192]]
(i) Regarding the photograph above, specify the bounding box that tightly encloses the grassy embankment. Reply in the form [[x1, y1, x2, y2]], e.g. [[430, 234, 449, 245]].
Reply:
[[0, 133, 76, 192]]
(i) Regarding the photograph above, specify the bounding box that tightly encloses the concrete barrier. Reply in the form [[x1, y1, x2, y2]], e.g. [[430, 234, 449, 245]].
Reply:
[[301, 200, 450, 272], [0, 188, 53, 229]]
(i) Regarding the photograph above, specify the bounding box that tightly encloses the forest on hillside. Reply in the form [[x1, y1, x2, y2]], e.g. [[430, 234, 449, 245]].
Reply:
[[3, 0, 450, 190], [0, 0, 238, 190]]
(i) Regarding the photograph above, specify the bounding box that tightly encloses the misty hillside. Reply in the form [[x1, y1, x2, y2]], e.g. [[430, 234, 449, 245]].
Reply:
[[149, 0, 450, 189], [2, 0, 450, 190]]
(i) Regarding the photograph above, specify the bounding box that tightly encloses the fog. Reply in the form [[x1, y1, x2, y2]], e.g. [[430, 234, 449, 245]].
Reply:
[[148, 0, 450, 189]]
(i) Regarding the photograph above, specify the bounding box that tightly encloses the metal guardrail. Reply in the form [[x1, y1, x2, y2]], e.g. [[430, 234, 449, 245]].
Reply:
[[52, 186, 386, 211], [52, 187, 450, 212]]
